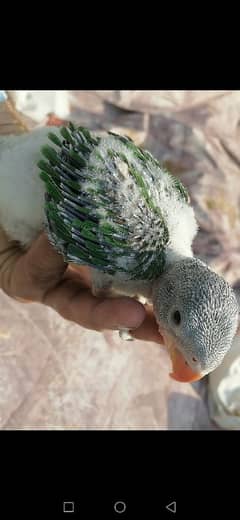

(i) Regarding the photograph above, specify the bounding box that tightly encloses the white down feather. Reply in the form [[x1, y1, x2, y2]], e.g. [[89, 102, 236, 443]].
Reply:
[[0, 127, 60, 245]]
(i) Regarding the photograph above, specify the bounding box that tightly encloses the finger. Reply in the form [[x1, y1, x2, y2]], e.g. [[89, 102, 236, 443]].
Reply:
[[43, 277, 146, 331], [66, 264, 92, 288], [0, 226, 23, 295], [130, 308, 165, 344], [9, 232, 67, 301]]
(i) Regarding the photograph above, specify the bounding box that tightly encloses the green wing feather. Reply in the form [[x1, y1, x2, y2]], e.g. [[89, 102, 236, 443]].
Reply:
[[38, 124, 189, 281]]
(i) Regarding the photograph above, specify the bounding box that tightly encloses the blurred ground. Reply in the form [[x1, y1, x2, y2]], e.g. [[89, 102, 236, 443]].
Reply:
[[1, 90, 240, 429]]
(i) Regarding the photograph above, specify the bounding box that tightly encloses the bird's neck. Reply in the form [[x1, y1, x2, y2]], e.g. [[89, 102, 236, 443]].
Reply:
[[165, 248, 194, 268]]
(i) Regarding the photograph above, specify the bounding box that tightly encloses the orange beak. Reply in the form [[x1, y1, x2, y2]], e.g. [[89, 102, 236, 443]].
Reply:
[[159, 328, 204, 383], [169, 346, 203, 382]]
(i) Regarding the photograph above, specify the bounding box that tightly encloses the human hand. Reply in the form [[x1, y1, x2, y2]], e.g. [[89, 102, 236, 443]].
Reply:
[[0, 227, 164, 343]]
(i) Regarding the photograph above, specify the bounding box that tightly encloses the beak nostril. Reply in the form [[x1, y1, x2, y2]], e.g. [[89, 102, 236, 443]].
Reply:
[[185, 361, 189, 366]]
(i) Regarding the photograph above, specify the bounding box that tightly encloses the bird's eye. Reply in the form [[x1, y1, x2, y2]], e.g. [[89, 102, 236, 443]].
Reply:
[[172, 310, 181, 325], [192, 357, 197, 363]]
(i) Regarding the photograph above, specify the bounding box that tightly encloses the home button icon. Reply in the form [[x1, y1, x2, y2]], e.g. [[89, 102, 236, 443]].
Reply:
[[114, 501, 127, 514]]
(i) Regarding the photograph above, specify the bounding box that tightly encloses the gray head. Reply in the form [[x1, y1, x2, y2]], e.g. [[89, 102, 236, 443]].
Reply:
[[152, 257, 239, 382]]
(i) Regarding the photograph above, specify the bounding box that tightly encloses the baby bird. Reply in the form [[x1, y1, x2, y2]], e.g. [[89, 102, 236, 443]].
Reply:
[[0, 125, 239, 382]]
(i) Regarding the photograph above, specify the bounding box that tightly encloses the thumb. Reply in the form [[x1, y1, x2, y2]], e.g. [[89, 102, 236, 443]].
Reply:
[[8, 232, 67, 302]]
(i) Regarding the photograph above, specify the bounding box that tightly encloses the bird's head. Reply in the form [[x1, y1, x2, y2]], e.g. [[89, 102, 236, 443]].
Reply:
[[152, 257, 239, 382]]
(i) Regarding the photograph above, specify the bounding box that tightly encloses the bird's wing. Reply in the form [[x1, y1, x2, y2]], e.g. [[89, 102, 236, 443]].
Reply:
[[39, 125, 190, 281]]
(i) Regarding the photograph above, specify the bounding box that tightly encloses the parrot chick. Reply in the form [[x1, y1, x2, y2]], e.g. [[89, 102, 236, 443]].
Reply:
[[0, 124, 239, 383]]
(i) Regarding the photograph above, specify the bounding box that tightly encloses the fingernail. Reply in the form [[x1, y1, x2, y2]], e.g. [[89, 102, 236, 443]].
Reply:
[[118, 328, 134, 341]]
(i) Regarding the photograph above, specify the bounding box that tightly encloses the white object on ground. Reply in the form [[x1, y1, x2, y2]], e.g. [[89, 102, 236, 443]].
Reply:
[[8, 91, 70, 123], [208, 333, 240, 429]]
